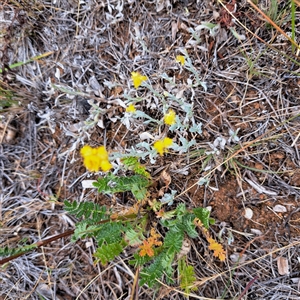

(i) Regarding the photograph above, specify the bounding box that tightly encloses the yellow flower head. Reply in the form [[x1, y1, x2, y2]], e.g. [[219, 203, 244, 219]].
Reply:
[[175, 55, 185, 66], [153, 137, 173, 156], [131, 71, 148, 89], [80, 145, 112, 172], [164, 109, 176, 126], [126, 103, 136, 113]]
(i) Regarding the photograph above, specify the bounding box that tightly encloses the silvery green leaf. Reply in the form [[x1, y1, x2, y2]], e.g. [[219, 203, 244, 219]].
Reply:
[[197, 177, 209, 186], [135, 110, 160, 123], [227, 231, 235, 245], [171, 137, 195, 153], [120, 115, 131, 129], [188, 28, 202, 44], [136, 142, 152, 151], [123, 94, 143, 103], [213, 136, 226, 150], [180, 136, 196, 147], [229, 128, 240, 143], [149, 151, 157, 164], [230, 27, 246, 40], [199, 81, 207, 91], [195, 22, 218, 31], [169, 117, 184, 131], [161, 73, 176, 85], [182, 102, 193, 114], [195, 22, 220, 37], [189, 123, 202, 134], [103, 80, 116, 89], [140, 132, 155, 140], [160, 190, 177, 206]]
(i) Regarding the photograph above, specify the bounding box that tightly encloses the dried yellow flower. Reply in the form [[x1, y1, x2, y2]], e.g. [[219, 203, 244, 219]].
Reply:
[[207, 237, 226, 261], [139, 228, 162, 257]]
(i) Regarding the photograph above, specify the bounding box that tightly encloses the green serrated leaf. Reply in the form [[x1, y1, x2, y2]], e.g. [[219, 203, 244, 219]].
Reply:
[[64, 200, 107, 221], [95, 222, 124, 246], [193, 207, 211, 229], [93, 173, 150, 201], [124, 228, 144, 246], [209, 217, 215, 225], [0, 244, 37, 258], [163, 229, 184, 253], [129, 251, 155, 267], [182, 214, 198, 238], [94, 241, 126, 265], [140, 254, 165, 287], [122, 157, 151, 178]]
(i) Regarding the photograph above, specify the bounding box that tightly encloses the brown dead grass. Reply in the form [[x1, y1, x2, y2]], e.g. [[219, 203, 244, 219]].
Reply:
[[1, 0, 300, 299]]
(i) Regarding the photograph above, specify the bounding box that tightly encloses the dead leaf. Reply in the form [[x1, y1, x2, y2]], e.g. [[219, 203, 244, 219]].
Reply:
[[171, 21, 178, 41], [159, 169, 171, 188], [277, 256, 290, 275], [250, 228, 263, 235], [81, 180, 97, 188], [177, 238, 191, 259], [244, 177, 278, 196], [157, 169, 171, 197], [180, 22, 188, 32], [140, 132, 155, 140]]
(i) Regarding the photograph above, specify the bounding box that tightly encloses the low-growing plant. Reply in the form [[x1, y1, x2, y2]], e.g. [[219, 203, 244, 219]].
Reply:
[[61, 57, 227, 291], [0, 51, 227, 294], [63, 196, 218, 290]]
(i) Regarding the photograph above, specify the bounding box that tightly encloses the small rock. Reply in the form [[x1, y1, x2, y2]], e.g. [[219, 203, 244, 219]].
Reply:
[[273, 205, 287, 213], [244, 207, 253, 220]]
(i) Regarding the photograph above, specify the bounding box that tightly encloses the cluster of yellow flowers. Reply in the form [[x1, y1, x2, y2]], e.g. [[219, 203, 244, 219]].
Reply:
[[80, 145, 112, 172], [81, 59, 184, 170]]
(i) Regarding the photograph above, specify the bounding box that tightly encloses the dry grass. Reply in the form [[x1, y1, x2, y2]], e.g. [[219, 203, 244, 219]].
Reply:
[[1, 0, 300, 299]]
